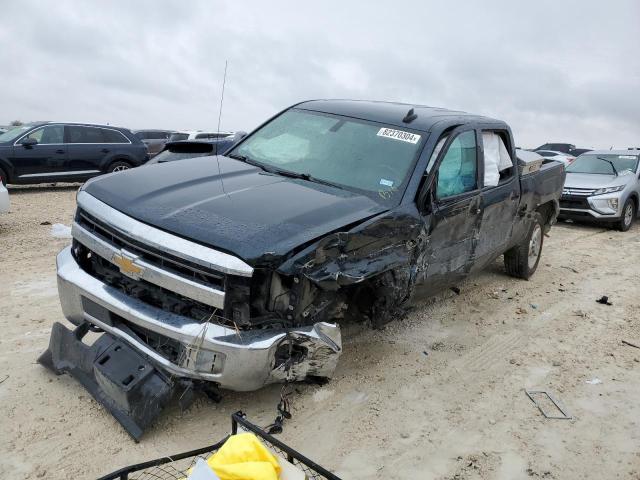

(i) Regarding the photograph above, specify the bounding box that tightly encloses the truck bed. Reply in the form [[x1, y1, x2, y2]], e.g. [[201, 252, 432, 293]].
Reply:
[[520, 160, 566, 214]]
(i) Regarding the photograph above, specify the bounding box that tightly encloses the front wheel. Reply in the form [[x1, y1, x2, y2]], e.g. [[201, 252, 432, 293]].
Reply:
[[617, 199, 636, 232], [504, 213, 544, 280], [107, 161, 131, 173]]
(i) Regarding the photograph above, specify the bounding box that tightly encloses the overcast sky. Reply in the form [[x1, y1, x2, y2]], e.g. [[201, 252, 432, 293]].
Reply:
[[1, 1, 638, 149]]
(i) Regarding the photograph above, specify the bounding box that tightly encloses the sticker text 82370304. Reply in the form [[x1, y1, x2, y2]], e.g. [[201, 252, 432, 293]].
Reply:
[[377, 128, 421, 144]]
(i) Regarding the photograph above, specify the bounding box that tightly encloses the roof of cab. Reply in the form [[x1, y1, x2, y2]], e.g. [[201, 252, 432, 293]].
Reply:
[[295, 99, 502, 132]]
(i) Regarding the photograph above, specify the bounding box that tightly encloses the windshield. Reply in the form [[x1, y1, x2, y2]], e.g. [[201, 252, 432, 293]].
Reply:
[[230, 109, 425, 202], [0, 125, 35, 143], [566, 153, 638, 175]]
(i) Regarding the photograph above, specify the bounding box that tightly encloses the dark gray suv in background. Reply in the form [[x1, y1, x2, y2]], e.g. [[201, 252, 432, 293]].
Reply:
[[0, 122, 148, 185], [133, 129, 174, 158]]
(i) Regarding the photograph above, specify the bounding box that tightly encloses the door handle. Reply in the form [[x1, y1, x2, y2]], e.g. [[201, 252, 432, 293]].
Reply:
[[56, 149, 65, 154]]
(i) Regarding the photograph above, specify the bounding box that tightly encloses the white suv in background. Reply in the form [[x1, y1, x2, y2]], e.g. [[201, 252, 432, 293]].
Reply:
[[536, 150, 576, 166], [0, 171, 9, 213], [168, 130, 235, 141]]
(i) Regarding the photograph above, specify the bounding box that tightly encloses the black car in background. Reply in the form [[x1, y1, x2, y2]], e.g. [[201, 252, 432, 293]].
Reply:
[[0, 122, 148, 185], [133, 129, 174, 158], [534, 142, 591, 157], [535, 143, 575, 154], [146, 133, 247, 165]]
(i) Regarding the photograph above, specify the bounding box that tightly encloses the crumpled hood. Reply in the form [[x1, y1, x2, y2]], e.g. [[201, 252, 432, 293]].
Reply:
[[83, 155, 387, 265], [564, 172, 630, 189]]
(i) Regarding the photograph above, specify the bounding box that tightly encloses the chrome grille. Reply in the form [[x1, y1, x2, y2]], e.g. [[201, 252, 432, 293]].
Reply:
[[562, 187, 597, 196], [72, 192, 254, 312], [76, 208, 225, 291]]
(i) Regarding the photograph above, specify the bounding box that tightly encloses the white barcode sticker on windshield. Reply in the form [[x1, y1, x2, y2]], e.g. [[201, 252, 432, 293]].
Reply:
[[377, 128, 421, 144]]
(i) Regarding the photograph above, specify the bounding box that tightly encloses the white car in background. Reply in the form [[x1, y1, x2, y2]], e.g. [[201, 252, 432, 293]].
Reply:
[[536, 149, 576, 166], [0, 173, 9, 214]]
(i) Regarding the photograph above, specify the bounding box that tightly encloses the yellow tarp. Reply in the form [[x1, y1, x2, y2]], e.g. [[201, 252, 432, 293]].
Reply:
[[206, 433, 282, 480]]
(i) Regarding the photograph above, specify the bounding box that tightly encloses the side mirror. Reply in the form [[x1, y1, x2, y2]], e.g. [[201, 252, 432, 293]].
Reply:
[[21, 137, 38, 147]]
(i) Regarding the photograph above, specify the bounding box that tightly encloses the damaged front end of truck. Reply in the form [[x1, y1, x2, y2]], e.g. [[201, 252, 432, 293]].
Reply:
[[39, 190, 421, 440]]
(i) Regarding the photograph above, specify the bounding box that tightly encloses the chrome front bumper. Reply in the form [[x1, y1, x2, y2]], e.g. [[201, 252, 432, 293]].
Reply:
[[56, 246, 341, 391]]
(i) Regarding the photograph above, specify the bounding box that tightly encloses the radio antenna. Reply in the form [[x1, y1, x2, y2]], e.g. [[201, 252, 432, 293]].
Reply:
[[215, 60, 229, 196], [217, 60, 228, 138]]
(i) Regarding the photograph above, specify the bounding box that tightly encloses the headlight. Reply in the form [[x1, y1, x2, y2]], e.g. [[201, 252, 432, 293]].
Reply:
[[592, 185, 625, 196]]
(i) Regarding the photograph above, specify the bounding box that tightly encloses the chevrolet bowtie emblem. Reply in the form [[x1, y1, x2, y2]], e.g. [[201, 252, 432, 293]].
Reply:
[[112, 251, 144, 279]]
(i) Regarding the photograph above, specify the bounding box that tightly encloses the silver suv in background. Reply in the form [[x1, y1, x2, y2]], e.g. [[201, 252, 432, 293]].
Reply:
[[559, 150, 640, 231]]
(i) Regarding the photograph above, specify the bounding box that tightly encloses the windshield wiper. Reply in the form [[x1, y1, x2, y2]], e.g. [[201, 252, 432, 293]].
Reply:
[[227, 153, 273, 173], [265, 167, 345, 190], [597, 157, 618, 176], [228, 153, 344, 189]]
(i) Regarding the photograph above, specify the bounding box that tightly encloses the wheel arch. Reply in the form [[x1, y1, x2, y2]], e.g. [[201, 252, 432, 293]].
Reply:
[[103, 155, 133, 172], [0, 157, 13, 183], [535, 200, 558, 233]]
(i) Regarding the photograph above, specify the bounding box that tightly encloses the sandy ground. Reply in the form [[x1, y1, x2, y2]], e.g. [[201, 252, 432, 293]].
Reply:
[[1, 184, 640, 480]]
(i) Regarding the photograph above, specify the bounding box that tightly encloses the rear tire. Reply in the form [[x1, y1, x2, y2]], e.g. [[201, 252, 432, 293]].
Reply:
[[107, 160, 131, 173], [617, 199, 635, 232], [504, 213, 544, 280]]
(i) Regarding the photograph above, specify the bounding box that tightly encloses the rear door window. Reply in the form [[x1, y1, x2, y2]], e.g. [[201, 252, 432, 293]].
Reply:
[[482, 131, 513, 187], [66, 126, 104, 143]]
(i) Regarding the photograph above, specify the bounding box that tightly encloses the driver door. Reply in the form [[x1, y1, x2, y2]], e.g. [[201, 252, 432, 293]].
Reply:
[[11, 125, 66, 178], [417, 128, 483, 292]]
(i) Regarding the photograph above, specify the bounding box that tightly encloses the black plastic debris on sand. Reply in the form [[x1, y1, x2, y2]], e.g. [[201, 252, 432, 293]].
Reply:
[[596, 296, 613, 306]]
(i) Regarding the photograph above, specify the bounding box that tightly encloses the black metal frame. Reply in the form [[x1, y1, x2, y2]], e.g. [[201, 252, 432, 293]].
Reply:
[[98, 411, 341, 480]]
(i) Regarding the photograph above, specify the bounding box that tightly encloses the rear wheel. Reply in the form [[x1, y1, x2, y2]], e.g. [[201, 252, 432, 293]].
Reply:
[[504, 213, 544, 280], [617, 199, 636, 232], [107, 161, 131, 173]]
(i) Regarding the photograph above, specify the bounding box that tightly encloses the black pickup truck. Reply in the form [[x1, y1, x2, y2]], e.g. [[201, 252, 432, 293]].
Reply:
[[41, 100, 565, 439]]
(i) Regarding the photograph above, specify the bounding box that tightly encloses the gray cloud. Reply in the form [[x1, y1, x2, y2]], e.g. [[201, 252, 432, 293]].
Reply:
[[0, 0, 638, 148]]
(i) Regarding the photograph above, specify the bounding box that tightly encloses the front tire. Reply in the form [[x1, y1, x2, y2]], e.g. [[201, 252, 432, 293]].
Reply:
[[617, 199, 635, 232], [504, 213, 544, 280], [107, 160, 132, 173]]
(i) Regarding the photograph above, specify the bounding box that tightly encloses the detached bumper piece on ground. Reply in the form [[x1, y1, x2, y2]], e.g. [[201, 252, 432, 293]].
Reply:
[[98, 411, 341, 480], [39, 322, 188, 441]]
